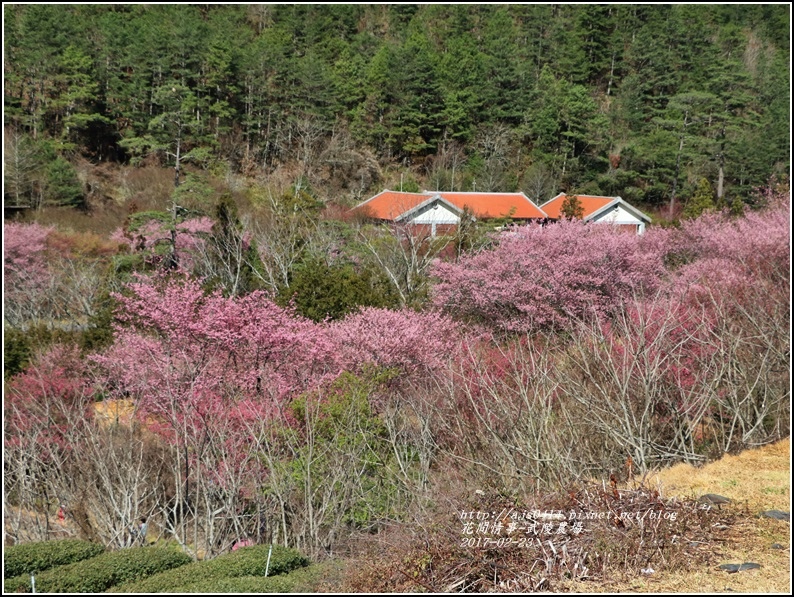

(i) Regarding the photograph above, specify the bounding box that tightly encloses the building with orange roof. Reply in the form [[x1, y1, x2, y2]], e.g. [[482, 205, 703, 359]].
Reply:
[[540, 193, 651, 234], [352, 190, 547, 235]]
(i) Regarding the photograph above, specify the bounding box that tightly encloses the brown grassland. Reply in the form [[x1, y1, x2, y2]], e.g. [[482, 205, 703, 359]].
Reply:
[[560, 438, 791, 594]]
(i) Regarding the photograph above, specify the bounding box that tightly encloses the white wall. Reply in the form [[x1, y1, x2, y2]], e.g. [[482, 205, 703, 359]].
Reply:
[[409, 202, 460, 225], [591, 204, 645, 234]]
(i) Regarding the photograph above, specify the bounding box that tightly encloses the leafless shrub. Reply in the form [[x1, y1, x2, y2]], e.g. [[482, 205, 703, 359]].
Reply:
[[341, 483, 731, 592]]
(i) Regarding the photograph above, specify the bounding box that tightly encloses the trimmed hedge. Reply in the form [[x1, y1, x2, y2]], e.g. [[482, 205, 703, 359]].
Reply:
[[109, 545, 309, 593], [3, 574, 37, 593], [3, 539, 105, 578], [169, 563, 328, 593], [3, 546, 191, 593]]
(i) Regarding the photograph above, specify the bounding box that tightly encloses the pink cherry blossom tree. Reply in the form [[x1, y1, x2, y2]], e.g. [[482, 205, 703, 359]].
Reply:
[[89, 273, 341, 553], [4, 222, 55, 326], [432, 219, 668, 333]]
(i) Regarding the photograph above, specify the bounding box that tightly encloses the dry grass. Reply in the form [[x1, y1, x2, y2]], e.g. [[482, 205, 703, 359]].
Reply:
[[332, 440, 791, 594], [562, 439, 791, 593], [644, 439, 790, 513], [92, 399, 136, 427], [339, 482, 739, 592]]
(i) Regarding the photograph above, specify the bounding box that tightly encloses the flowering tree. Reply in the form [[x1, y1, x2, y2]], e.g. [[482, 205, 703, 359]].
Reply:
[[669, 187, 789, 306], [432, 219, 667, 333], [330, 307, 460, 381], [4, 345, 93, 542], [110, 215, 215, 274], [6, 185, 787, 556], [664, 186, 791, 450], [5, 222, 120, 337], [4, 222, 55, 326], [89, 274, 340, 554]]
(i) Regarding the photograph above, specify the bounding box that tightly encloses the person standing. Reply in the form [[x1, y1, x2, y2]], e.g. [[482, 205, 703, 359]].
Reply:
[[138, 518, 148, 545]]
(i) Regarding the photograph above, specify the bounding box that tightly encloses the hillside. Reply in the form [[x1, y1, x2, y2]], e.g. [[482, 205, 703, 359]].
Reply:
[[4, 4, 790, 217]]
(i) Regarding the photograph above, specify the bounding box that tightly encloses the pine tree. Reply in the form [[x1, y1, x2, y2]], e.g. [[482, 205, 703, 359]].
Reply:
[[683, 178, 716, 220], [560, 194, 585, 219]]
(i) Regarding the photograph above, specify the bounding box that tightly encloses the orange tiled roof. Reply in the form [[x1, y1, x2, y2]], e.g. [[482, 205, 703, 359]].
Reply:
[[540, 193, 617, 219], [353, 190, 547, 221], [435, 192, 546, 219], [353, 191, 431, 220]]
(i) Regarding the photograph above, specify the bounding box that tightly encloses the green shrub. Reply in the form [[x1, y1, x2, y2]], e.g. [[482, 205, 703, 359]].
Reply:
[[3, 539, 105, 578], [170, 563, 329, 592], [169, 574, 306, 593], [279, 257, 400, 322], [45, 157, 84, 208], [3, 574, 31, 593], [4, 546, 190, 593], [109, 545, 309, 593]]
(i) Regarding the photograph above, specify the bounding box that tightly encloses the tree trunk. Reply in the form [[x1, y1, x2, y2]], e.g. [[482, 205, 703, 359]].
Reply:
[[169, 135, 181, 269], [716, 124, 726, 202], [670, 110, 689, 219]]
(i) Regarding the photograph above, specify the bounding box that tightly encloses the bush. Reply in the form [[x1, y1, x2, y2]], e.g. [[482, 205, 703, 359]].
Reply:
[[168, 564, 326, 593], [4, 546, 191, 593], [2, 574, 30, 592], [341, 485, 727, 592], [109, 545, 309, 593], [279, 258, 399, 322], [3, 539, 104, 578]]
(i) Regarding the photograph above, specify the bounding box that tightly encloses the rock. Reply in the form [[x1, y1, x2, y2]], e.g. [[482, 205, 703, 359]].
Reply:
[[719, 563, 761, 573], [759, 510, 790, 522], [698, 494, 732, 510], [737, 563, 761, 572], [699, 493, 732, 505], [770, 543, 785, 549]]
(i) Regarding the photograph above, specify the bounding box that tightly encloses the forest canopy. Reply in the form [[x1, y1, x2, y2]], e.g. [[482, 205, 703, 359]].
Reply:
[[3, 4, 790, 211]]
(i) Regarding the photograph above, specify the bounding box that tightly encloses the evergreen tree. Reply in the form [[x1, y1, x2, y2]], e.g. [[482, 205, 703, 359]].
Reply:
[[389, 30, 445, 156], [560, 194, 585, 220], [480, 8, 526, 124], [3, 4, 788, 209], [45, 156, 84, 208], [683, 178, 716, 220]]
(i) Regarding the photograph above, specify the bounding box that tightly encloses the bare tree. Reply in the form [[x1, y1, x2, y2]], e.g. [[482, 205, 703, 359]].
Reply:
[[289, 112, 328, 187], [4, 254, 105, 332], [71, 422, 168, 549], [427, 139, 467, 192], [430, 336, 592, 491], [521, 161, 558, 205], [242, 372, 423, 559], [473, 123, 514, 192], [357, 222, 451, 307], [4, 127, 42, 208], [702, 284, 790, 452], [4, 406, 58, 543], [242, 197, 316, 293]]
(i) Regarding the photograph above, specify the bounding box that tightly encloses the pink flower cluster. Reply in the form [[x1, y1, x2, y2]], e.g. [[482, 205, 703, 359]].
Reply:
[[432, 219, 667, 333], [110, 216, 216, 270]]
